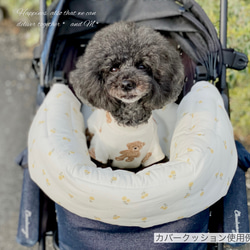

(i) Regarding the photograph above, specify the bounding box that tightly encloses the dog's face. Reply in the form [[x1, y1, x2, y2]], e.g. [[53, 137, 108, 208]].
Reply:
[[70, 22, 184, 126], [104, 59, 152, 105]]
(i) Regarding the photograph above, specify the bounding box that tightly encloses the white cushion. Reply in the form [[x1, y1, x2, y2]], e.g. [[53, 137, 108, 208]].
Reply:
[[28, 81, 237, 228]]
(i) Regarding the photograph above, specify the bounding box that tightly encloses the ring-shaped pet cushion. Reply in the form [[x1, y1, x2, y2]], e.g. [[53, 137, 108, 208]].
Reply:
[[28, 81, 237, 228]]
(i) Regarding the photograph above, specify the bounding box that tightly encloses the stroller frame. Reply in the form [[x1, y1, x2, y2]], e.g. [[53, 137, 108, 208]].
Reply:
[[17, 0, 249, 249]]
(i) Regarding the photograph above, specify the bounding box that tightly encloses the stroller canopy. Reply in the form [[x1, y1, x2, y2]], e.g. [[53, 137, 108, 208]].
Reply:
[[41, 0, 222, 86]]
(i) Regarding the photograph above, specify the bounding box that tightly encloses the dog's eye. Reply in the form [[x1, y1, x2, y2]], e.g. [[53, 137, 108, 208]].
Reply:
[[137, 64, 146, 70], [110, 67, 119, 72]]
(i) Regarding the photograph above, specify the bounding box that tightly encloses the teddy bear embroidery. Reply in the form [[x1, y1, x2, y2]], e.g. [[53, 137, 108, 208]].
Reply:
[[115, 141, 151, 163], [142, 152, 152, 164], [106, 112, 112, 124], [89, 147, 96, 159]]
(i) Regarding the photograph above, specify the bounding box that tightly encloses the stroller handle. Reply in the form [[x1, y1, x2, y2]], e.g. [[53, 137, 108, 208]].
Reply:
[[219, 0, 229, 114], [39, 0, 47, 87], [220, 0, 227, 49]]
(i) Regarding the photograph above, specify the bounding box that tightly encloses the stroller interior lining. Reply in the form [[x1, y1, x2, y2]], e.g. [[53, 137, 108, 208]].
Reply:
[[28, 81, 237, 228]]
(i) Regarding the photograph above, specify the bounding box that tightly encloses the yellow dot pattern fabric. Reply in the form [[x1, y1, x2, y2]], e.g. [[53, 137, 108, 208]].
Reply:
[[28, 82, 237, 228]]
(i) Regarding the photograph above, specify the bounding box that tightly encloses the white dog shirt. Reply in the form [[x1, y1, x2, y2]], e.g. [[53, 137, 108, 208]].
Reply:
[[87, 109, 165, 169]]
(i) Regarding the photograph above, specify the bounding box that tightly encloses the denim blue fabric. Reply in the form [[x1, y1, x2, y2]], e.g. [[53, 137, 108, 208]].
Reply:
[[16, 168, 40, 247], [56, 204, 209, 250], [223, 141, 250, 246], [16, 141, 250, 249], [235, 141, 250, 172]]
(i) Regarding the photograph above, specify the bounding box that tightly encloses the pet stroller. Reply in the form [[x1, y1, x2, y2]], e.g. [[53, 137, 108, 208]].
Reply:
[[16, 0, 250, 249]]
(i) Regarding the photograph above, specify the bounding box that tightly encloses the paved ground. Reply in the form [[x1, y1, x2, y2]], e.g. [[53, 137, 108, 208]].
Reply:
[[0, 21, 38, 250], [0, 20, 249, 250]]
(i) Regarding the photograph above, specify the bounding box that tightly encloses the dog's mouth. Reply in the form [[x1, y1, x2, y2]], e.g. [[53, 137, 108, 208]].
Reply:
[[119, 94, 142, 103], [107, 78, 151, 104]]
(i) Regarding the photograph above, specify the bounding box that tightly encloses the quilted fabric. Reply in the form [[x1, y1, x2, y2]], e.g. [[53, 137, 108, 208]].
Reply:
[[28, 81, 237, 228]]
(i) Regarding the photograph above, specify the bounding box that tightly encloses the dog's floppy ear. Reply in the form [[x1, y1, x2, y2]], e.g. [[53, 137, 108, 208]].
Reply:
[[160, 50, 185, 100], [143, 36, 185, 109], [70, 60, 103, 107], [70, 56, 118, 111]]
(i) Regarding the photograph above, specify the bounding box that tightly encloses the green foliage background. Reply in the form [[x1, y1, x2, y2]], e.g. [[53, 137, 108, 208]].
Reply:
[[1, 0, 249, 148], [196, 0, 250, 149], [0, 0, 38, 13]]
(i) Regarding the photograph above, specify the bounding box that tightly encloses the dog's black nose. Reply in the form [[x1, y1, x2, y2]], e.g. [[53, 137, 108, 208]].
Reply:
[[121, 80, 136, 91]]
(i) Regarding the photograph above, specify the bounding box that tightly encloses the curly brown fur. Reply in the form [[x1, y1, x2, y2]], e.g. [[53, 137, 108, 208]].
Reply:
[[70, 22, 184, 126]]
